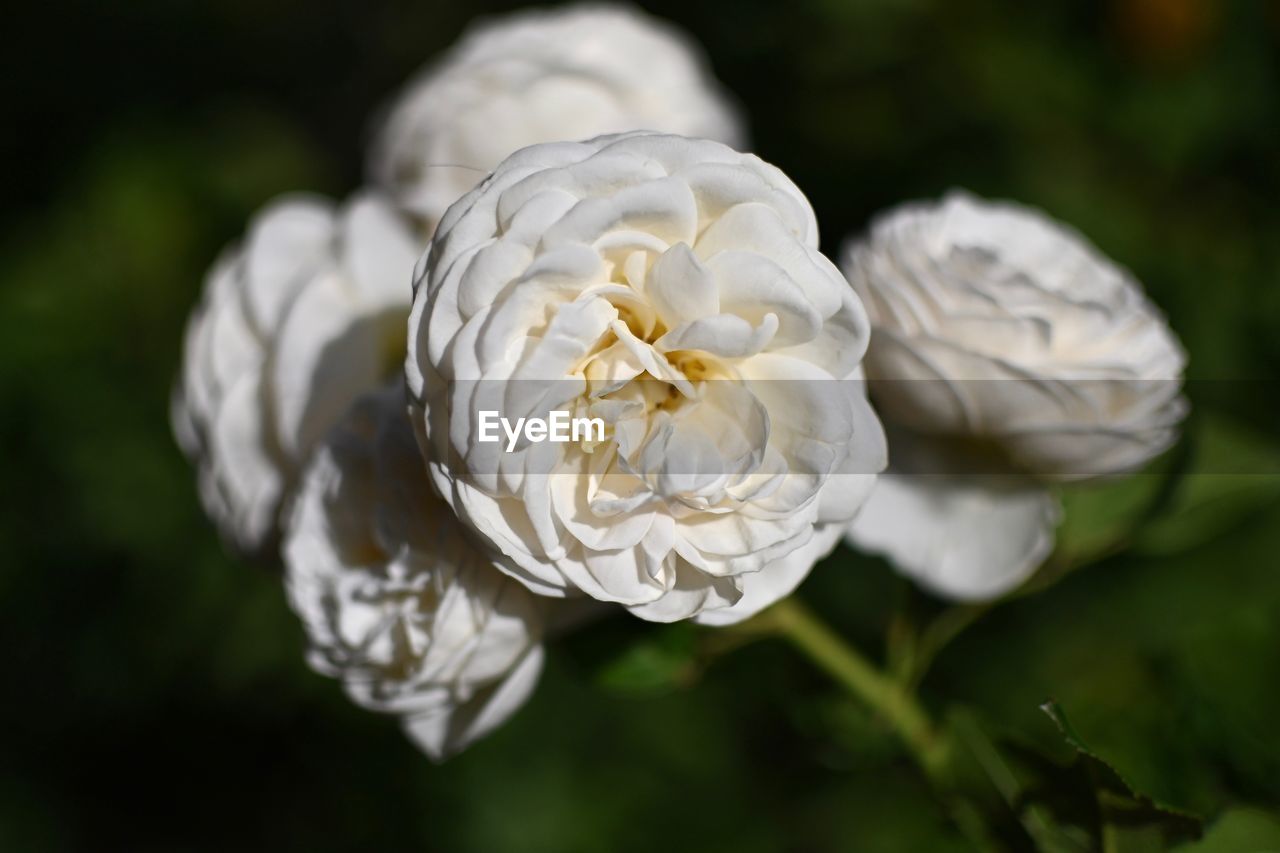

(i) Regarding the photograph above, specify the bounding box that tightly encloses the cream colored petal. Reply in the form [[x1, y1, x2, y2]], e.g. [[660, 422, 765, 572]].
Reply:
[[846, 472, 1060, 601], [402, 646, 544, 762]]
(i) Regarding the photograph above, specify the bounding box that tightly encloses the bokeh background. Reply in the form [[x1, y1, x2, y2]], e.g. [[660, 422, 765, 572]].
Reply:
[[4, 0, 1279, 849]]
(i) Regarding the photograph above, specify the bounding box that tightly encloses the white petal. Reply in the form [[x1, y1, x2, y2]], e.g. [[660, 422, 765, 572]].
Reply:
[[271, 271, 403, 461], [647, 242, 718, 326], [627, 558, 741, 623], [696, 523, 843, 626], [846, 471, 1060, 601], [341, 192, 421, 309], [242, 196, 335, 333], [210, 368, 287, 550], [402, 646, 544, 761]]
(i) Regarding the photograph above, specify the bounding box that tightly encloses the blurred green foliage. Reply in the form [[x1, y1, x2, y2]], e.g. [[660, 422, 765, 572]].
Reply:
[[3, 0, 1279, 850]]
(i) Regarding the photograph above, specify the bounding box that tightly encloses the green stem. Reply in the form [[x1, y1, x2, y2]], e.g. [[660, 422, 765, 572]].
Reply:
[[743, 598, 1019, 850], [761, 597, 950, 778], [907, 602, 992, 689]]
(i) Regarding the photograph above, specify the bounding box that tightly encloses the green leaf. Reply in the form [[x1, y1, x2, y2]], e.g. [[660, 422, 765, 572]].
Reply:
[[1134, 413, 1280, 557], [942, 708, 1095, 853], [1030, 701, 1203, 851], [1172, 809, 1280, 853], [595, 623, 700, 696]]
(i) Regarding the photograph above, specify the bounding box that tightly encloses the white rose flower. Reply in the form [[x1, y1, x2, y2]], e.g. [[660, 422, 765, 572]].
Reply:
[[407, 132, 887, 624], [845, 190, 1187, 479], [172, 192, 418, 555], [842, 191, 1186, 599], [369, 3, 745, 231], [285, 385, 545, 761]]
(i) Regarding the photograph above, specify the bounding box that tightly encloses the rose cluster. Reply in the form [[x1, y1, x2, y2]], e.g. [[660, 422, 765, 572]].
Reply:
[[173, 4, 1187, 759]]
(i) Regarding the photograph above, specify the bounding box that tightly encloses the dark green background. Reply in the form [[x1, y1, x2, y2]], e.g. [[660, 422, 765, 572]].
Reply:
[[3, 0, 1279, 849]]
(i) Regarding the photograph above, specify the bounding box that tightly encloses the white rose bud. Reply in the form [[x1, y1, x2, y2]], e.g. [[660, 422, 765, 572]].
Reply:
[[369, 3, 745, 231], [843, 191, 1186, 599], [407, 132, 887, 624], [285, 385, 545, 761], [172, 193, 417, 555]]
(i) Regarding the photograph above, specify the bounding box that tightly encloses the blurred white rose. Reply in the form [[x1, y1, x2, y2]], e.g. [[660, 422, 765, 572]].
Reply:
[[285, 385, 546, 761], [369, 3, 745, 232], [845, 191, 1187, 478], [408, 132, 886, 624], [172, 193, 417, 555], [842, 191, 1186, 599]]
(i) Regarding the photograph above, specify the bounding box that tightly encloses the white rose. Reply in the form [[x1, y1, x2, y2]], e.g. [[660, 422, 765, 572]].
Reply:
[[369, 3, 745, 231], [842, 191, 1186, 599], [407, 132, 887, 624], [172, 192, 417, 555], [845, 190, 1187, 479], [285, 385, 545, 761]]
